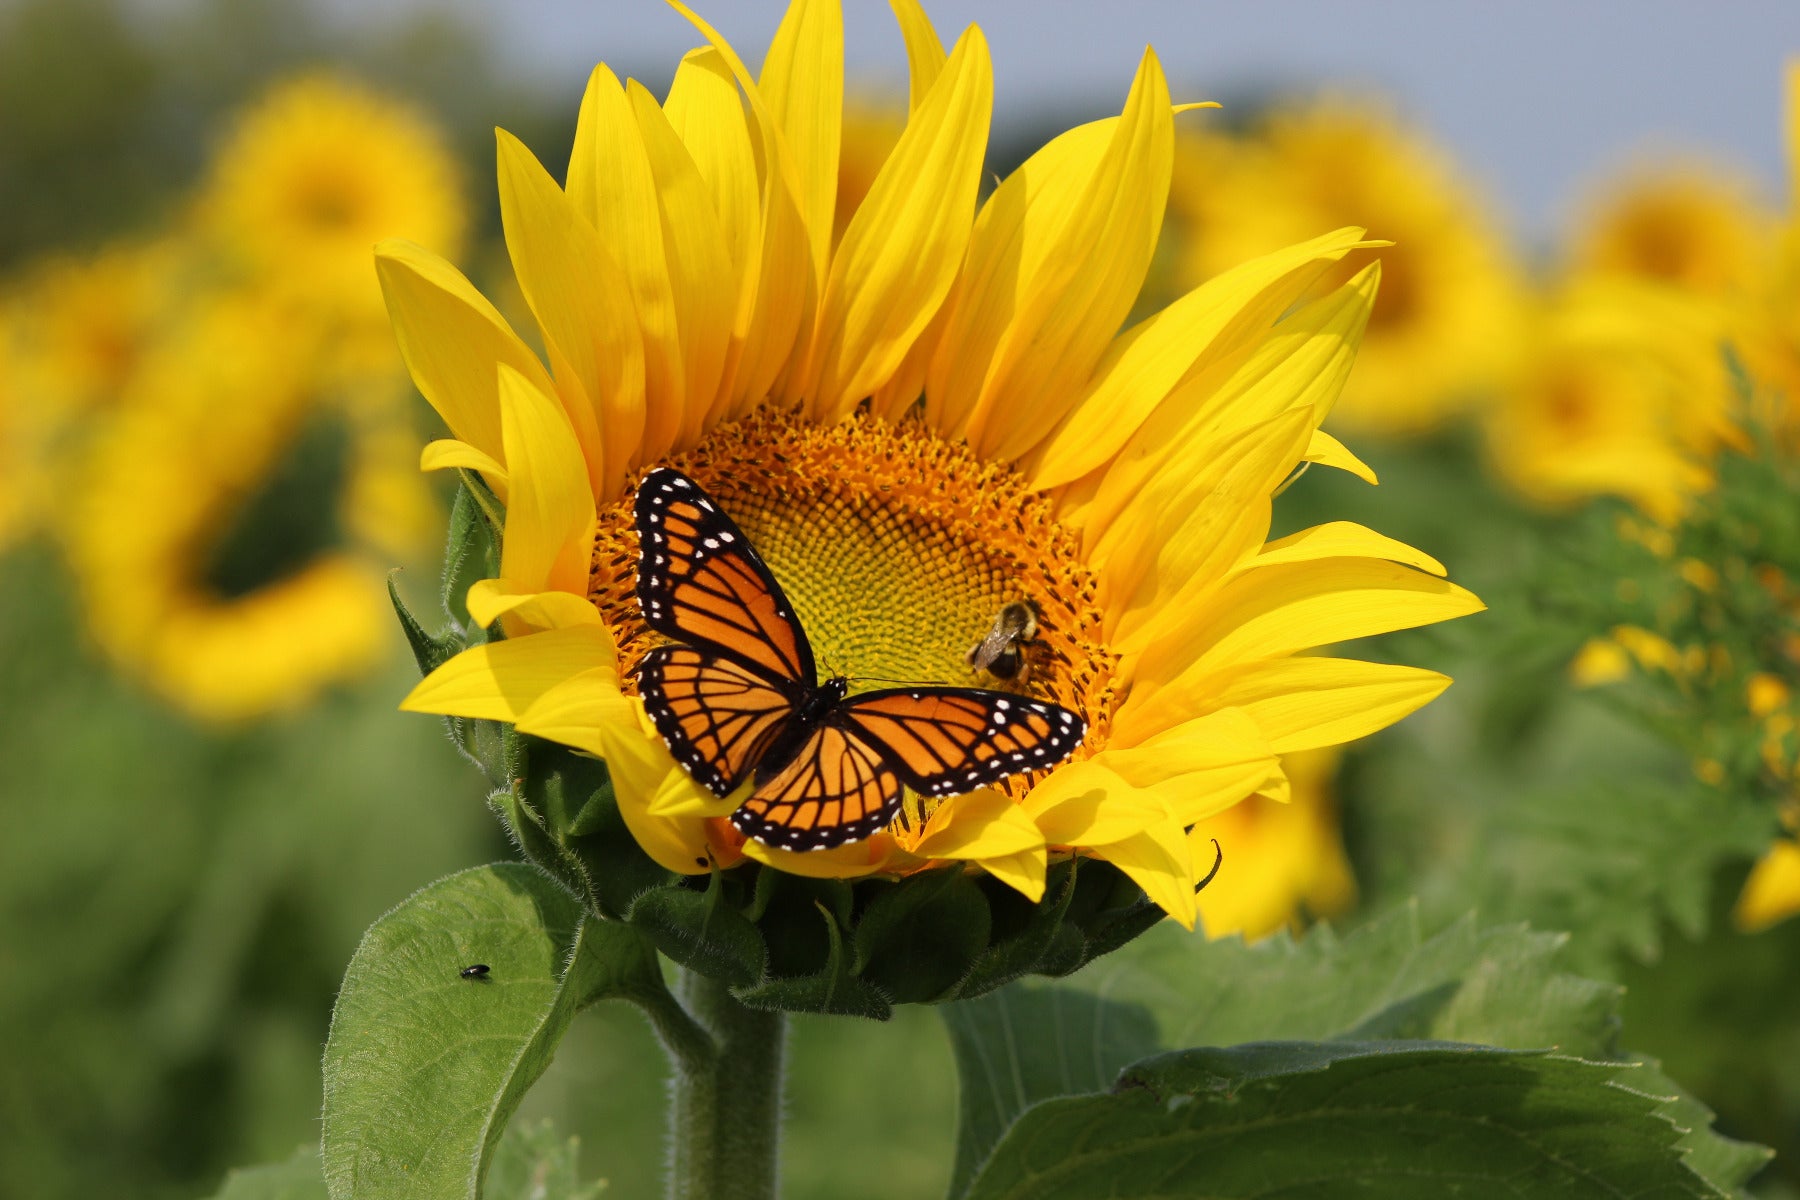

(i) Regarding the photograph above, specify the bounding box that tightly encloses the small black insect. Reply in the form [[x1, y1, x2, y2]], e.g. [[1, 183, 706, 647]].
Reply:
[[459, 963, 491, 980]]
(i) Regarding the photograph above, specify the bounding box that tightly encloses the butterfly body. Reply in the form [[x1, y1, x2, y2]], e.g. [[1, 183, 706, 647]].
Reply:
[[634, 468, 1087, 852]]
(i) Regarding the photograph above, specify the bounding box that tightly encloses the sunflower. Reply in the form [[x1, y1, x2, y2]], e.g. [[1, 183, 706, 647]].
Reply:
[[61, 292, 436, 722], [1570, 161, 1775, 299], [394, 0, 1480, 927], [1484, 277, 1740, 521], [0, 239, 185, 548], [1190, 746, 1355, 939], [833, 99, 907, 250], [193, 73, 467, 326], [1161, 96, 1526, 437]]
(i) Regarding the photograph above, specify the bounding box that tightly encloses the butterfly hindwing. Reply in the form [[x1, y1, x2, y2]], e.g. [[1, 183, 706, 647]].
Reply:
[[635, 467, 815, 686], [838, 688, 1087, 797], [638, 646, 798, 796], [731, 724, 903, 851]]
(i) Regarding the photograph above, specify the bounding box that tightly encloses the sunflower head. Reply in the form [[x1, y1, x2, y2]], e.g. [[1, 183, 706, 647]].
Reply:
[[392, 0, 1479, 1009], [195, 73, 467, 323]]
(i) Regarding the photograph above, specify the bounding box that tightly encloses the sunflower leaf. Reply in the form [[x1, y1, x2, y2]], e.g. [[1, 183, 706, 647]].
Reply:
[[939, 904, 1765, 1198], [963, 1043, 1728, 1199], [320, 864, 662, 1200], [201, 1145, 327, 1200]]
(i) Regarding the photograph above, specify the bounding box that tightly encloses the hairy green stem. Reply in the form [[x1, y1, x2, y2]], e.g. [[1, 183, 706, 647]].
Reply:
[[664, 969, 786, 1200]]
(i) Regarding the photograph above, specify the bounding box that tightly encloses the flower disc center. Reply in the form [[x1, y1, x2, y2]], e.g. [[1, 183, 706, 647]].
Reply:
[[589, 410, 1118, 761]]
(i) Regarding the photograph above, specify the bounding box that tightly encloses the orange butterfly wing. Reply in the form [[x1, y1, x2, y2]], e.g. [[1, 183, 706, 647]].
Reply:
[[838, 689, 1086, 797], [731, 725, 903, 850], [635, 468, 814, 686], [637, 646, 796, 796]]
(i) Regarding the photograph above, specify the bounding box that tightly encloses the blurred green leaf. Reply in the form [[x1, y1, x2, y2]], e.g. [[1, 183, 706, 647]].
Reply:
[[963, 1043, 1726, 1200], [484, 1119, 605, 1200], [320, 864, 662, 1200], [204, 1145, 327, 1200]]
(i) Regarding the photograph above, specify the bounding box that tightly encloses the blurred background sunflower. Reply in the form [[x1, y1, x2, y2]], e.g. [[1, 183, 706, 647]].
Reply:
[[4, 1, 1800, 1197]]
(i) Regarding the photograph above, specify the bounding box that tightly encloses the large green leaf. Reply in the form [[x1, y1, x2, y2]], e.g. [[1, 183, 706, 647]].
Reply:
[[204, 1146, 327, 1200], [942, 905, 1765, 1198], [940, 982, 1160, 1198], [321, 864, 662, 1200], [964, 1042, 1726, 1199], [204, 1121, 605, 1200]]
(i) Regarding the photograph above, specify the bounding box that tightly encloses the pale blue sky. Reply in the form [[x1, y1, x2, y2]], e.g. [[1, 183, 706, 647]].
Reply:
[[323, 1, 1798, 238]]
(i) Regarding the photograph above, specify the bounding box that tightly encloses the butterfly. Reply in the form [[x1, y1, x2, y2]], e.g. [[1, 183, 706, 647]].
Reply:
[[634, 468, 1088, 851], [966, 600, 1040, 682]]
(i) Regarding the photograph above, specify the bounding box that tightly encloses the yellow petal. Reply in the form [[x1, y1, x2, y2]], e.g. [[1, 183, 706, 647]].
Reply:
[[1734, 838, 1800, 932], [910, 788, 1047, 900], [1145, 658, 1454, 756], [1100, 409, 1315, 649], [1138, 560, 1486, 698], [465, 579, 603, 633], [628, 81, 736, 445], [664, 47, 762, 411], [496, 365, 595, 597], [1249, 522, 1446, 577], [1032, 228, 1377, 489], [667, 1, 815, 419], [1101, 708, 1268, 783], [520, 684, 712, 875], [375, 239, 553, 463], [958, 49, 1174, 461], [1304, 429, 1378, 484], [419, 439, 510, 504], [400, 625, 616, 721], [758, 0, 843, 287], [889, 0, 947, 113], [1024, 760, 1170, 847], [1089, 821, 1196, 930], [738, 834, 898, 878], [511, 665, 632, 758], [566, 64, 686, 463], [806, 25, 992, 421], [1078, 259, 1380, 541], [495, 128, 646, 497]]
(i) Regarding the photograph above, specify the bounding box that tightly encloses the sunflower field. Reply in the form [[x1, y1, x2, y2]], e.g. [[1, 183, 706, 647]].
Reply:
[[4, 2, 1800, 1198]]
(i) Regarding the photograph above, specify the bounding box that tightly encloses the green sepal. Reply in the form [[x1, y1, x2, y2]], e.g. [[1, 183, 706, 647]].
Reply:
[[853, 866, 991, 1003], [443, 469, 503, 631], [747, 870, 854, 977], [388, 569, 465, 676], [627, 871, 766, 989], [734, 899, 892, 1018], [493, 786, 595, 909], [954, 860, 1081, 998]]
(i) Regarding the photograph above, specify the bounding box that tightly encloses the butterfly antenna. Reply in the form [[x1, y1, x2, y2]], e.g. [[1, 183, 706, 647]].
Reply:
[[1194, 838, 1224, 893]]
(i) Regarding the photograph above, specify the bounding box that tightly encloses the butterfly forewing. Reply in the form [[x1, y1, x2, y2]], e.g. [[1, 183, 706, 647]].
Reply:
[[732, 724, 903, 850], [638, 646, 798, 796], [839, 689, 1087, 797], [635, 468, 815, 686]]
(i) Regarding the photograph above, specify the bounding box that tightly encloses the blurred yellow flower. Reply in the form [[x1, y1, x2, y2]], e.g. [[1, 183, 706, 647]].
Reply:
[[0, 239, 187, 548], [393, 0, 1479, 928], [1163, 97, 1526, 436], [194, 73, 467, 325], [1484, 278, 1739, 521], [1192, 746, 1355, 939], [1571, 162, 1774, 298], [61, 294, 435, 722], [1736, 825, 1800, 932]]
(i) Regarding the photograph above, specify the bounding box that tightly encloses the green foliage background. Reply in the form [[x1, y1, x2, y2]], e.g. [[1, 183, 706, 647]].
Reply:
[[2, 1, 1797, 1197]]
